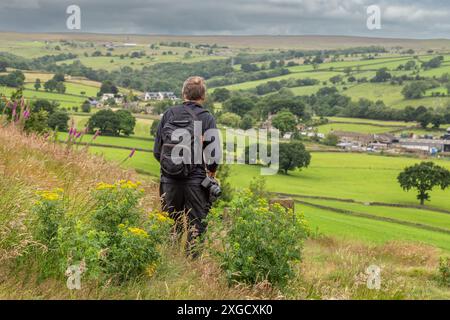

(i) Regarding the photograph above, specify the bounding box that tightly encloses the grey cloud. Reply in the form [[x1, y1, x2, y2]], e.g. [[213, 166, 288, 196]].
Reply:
[[0, 0, 449, 38]]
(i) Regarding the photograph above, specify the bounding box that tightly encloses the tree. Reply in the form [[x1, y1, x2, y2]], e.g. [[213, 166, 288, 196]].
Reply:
[[44, 79, 58, 92], [55, 82, 66, 94], [32, 99, 58, 115], [371, 68, 392, 83], [34, 79, 41, 91], [279, 141, 311, 174], [323, 133, 339, 146], [0, 70, 25, 87], [52, 73, 65, 82], [81, 101, 92, 113], [87, 109, 121, 136], [0, 60, 7, 72], [240, 114, 254, 130], [98, 80, 119, 96], [398, 162, 450, 205], [219, 112, 241, 128], [116, 109, 136, 136], [150, 119, 160, 137], [402, 82, 428, 99], [272, 111, 297, 136], [330, 75, 343, 85], [417, 112, 433, 129], [48, 110, 70, 132], [212, 88, 231, 102], [223, 95, 255, 117], [24, 110, 49, 134]]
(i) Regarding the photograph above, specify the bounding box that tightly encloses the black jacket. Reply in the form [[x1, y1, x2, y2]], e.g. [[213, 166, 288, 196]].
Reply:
[[153, 101, 221, 184]]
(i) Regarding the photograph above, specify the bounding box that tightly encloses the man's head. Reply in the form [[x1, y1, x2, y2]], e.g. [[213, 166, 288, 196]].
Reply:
[[182, 76, 206, 104]]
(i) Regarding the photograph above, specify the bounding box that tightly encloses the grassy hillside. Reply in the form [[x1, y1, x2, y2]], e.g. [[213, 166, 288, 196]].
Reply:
[[1, 124, 450, 299]]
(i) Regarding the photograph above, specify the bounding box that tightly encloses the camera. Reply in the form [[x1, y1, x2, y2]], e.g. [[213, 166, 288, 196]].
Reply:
[[201, 176, 222, 203]]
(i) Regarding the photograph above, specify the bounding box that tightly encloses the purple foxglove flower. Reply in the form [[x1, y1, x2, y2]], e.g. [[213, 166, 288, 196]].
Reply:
[[129, 148, 136, 158]]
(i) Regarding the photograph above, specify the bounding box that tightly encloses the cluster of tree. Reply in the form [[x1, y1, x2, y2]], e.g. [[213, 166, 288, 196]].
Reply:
[[36, 73, 67, 93], [254, 78, 319, 95], [45, 59, 233, 95], [207, 68, 290, 88], [422, 56, 444, 70], [307, 87, 450, 127], [0, 70, 25, 87], [233, 46, 386, 65], [19, 98, 69, 133], [242, 141, 311, 175], [87, 109, 136, 136], [401, 80, 440, 99]]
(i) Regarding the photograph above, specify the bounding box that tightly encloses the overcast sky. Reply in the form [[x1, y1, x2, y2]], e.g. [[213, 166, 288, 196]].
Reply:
[[1, 0, 449, 38]]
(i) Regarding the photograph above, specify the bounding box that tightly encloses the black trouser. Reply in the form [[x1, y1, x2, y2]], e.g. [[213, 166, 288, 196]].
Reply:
[[160, 183, 211, 247]]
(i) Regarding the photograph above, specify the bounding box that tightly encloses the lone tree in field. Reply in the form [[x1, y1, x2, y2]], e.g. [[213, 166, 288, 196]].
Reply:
[[279, 141, 311, 175], [397, 162, 450, 205]]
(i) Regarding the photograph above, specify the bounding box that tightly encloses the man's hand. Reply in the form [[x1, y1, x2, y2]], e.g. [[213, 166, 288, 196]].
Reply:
[[207, 171, 216, 178]]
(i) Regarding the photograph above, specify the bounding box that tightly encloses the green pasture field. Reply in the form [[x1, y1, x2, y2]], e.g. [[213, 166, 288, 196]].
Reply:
[[68, 114, 154, 138], [299, 198, 450, 231], [228, 153, 450, 211], [0, 86, 85, 108], [300, 204, 450, 251], [58, 132, 154, 150], [325, 117, 414, 127], [316, 123, 401, 134]]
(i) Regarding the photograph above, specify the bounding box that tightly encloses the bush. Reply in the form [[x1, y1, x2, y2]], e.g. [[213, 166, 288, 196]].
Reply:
[[207, 190, 308, 286], [30, 180, 174, 283], [438, 257, 450, 286]]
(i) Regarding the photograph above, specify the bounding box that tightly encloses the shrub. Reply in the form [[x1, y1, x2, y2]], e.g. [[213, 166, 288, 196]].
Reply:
[[30, 180, 173, 283], [33, 188, 65, 248], [438, 257, 450, 286], [92, 180, 143, 233], [207, 190, 308, 286]]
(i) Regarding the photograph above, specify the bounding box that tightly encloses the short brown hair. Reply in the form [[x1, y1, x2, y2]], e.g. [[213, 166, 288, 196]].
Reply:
[[182, 76, 206, 101]]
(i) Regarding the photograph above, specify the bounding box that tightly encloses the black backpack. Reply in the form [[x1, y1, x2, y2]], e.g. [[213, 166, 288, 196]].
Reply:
[[159, 104, 208, 179]]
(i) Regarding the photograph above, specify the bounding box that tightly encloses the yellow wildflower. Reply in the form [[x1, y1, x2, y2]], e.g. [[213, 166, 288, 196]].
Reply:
[[128, 227, 149, 238], [36, 190, 61, 201], [96, 182, 115, 191]]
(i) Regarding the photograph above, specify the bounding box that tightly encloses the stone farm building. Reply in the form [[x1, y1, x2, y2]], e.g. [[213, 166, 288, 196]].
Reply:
[[142, 92, 178, 101]]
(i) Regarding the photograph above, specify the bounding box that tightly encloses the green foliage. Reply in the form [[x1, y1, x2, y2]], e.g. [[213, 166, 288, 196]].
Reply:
[[398, 162, 450, 205], [116, 109, 136, 136], [207, 190, 308, 286], [215, 164, 233, 203], [438, 257, 450, 286], [92, 181, 142, 234], [33, 189, 65, 248], [30, 181, 173, 283], [81, 101, 91, 113], [401, 81, 430, 99], [219, 112, 241, 128], [87, 109, 135, 136], [212, 88, 231, 102], [272, 111, 297, 136], [240, 114, 254, 130], [24, 109, 50, 134], [223, 95, 255, 117], [279, 141, 311, 174], [48, 110, 70, 132], [323, 133, 339, 146], [34, 78, 41, 91], [150, 119, 160, 137], [0, 70, 25, 87]]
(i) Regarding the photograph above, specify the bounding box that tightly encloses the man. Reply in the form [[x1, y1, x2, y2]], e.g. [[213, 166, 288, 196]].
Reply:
[[153, 76, 220, 251]]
